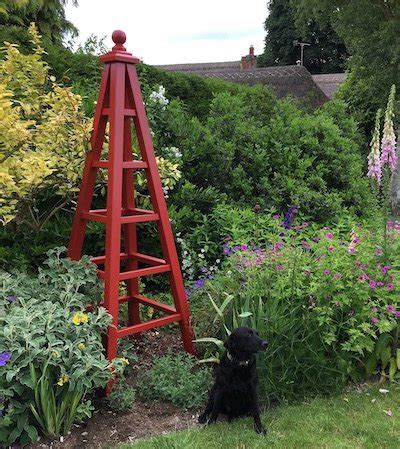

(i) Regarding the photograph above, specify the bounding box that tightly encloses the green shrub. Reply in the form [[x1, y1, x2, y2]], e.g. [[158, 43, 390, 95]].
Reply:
[[0, 248, 124, 446], [107, 379, 136, 413], [138, 353, 212, 409]]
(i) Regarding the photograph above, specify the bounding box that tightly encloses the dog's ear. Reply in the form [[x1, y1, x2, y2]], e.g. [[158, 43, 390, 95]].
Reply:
[[224, 333, 236, 352]]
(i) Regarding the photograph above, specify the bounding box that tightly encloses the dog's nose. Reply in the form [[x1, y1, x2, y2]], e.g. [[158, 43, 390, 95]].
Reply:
[[261, 340, 268, 349]]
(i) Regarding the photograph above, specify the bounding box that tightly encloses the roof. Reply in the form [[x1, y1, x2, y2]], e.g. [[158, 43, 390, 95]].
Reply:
[[312, 73, 347, 99], [157, 62, 330, 108]]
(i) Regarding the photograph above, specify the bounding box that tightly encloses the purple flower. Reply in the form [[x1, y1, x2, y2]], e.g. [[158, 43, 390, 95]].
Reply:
[[304, 270, 311, 276], [0, 352, 12, 367], [272, 214, 280, 220], [194, 278, 206, 289], [325, 232, 333, 239], [201, 267, 208, 273], [367, 109, 382, 184], [352, 238, 359, 244], [375, 249, 383, 256], [276, 264, 285, 271], [348, 247, 355, 254], [333, 273, 343, 279], [377, 281, 384, 287], [369, 280, 377, 289], [359, 273, 369, 281], [275, 242, 284, 250], [323, 269, 330, 276], [381, 85, 397, 172], [223, 245, 231, 255], [396, 311, 400, 317], [6, 295, 17, 302], [387, 283, 394, 291], [312, 237, 320, 242], [302, 222, 309, 228], [371, 317, 379, 324], [327, 246, 334, 252], [386, 304, 394, 313], [282, 205, 298, 229], [240, 244, 248, 251], [381, 265, 391, 274]]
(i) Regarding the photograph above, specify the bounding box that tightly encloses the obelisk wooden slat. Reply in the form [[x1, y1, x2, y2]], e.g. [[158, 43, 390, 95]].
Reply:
[[68, 31, 196, 376]]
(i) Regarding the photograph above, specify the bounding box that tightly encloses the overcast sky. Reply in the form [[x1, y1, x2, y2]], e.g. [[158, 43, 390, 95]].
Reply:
[[65, 0, 267, 65]]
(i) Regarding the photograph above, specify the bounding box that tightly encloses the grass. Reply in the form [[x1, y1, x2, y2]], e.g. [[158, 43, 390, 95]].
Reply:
[[120, 385, 400, 449]]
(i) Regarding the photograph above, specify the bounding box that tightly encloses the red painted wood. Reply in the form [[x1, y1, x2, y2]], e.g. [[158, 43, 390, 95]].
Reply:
[[67, 31, 196, 392]]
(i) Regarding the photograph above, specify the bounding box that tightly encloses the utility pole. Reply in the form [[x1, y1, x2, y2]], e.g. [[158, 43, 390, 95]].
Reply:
[[293, 40, 311, 66]]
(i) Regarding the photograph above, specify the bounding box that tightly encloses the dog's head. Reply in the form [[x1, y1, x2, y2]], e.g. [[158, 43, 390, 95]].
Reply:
[[224, 327, 268, 359]]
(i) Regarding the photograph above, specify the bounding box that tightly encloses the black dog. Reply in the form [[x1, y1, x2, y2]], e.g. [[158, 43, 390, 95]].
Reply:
[[198, 327, 268, 434]]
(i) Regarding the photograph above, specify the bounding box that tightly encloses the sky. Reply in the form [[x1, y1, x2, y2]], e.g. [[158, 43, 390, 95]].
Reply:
[[65, 0, 267, 65]]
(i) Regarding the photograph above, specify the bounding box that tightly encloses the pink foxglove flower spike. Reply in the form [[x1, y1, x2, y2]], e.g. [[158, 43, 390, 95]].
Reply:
[[367, 109, 382, 184], [381, 85, 397, 172]]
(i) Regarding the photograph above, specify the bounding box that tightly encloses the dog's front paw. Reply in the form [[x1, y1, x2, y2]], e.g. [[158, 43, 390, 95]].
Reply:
[[254, 423, 267, 435], [198, 413, 208, 424]]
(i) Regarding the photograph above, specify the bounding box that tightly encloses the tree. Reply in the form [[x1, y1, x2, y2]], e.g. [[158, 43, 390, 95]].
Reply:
[[292, 0, 400, 130], [0, 0, 78, 47], [258, 0, 348, 74]]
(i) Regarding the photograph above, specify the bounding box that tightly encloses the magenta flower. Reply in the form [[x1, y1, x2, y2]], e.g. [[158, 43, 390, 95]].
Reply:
[[348, 247, 355, 254], [377, 281, 384, 287], [369, 280, 377, 289], [371, 317, 379, 324], [272, 214, 280, 220], [275, 242, 284, 250], [327, 246, 334, 252], [359, 273, 369, 281], [276, 264, 285, 271], [312, 237, 320, 242], [367, 109, 382, 184], [375, 249, 383, 256], [302, 241, 311, 250], [381, 265, 391, 274], [386, 304, 394, 313], [304, 270, 311, 276], [333, 273, 343, 279], [240, 244, 248, 251], [323, 269, 330, 276], [387, 283, 394, 291], [302, 222, 309, 228], [352, 238, 359, 244], [396, 311, 400, 317], [381, 85, 397, 172], [325, 233, 333, 239]]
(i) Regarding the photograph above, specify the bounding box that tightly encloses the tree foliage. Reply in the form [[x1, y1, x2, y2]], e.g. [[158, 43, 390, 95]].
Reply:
[[258, 0, 348, 74], [292, 0, 400, 130]]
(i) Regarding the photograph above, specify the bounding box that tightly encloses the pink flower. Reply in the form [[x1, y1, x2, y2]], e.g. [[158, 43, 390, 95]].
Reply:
[[386, 304, 394, 313], [348, 247, 355, 254], [312, 237, 320, 242], [381, 265, 391, 274], [272, 214, 280, 220], [359, 273, 369, 281], [375, 249, 383, 256], [396, 311, 400, 317], [325, 233, 333, 239], [327, 246, 334, 252], [367, 109, 382, 184], [381, 85, 397, 172], [352, 238, 359, 244], [369, 280, 377, 289], [387, 283, 394, 291], [275, 242, 284, 250], [276, 264, 285, 271], [377, 282, 384, 287], [323, 269, 330, 276], [293, 225, 302, 231], [304, 270, 311, 276], [333, 273, 342, 279], [371, 317, 379, 324], [302, 222, 309, 228], [302, 241, 312, 250], [240, 244, 248, 251]]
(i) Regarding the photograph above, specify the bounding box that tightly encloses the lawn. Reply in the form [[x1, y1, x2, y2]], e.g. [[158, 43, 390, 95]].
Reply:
[[121, 386, 400, 449]]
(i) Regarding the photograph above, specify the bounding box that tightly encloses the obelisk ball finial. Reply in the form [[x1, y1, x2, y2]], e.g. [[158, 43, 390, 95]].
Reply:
[[112, 30, 126, 51]]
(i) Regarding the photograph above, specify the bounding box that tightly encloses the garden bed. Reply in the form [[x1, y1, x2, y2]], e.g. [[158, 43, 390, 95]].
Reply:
[[29, 330, 200, 448]]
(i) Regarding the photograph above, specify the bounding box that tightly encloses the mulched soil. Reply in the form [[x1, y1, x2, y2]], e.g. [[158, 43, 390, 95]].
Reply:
[[30, 330, 202, 449]]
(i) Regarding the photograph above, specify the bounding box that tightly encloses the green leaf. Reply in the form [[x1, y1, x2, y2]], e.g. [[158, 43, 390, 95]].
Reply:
[[194, 337, 224, 348]]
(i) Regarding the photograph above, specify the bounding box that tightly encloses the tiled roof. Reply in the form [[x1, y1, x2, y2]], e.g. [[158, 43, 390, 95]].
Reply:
[[312, 73, 347, 99], [157, 62, 330, 107]]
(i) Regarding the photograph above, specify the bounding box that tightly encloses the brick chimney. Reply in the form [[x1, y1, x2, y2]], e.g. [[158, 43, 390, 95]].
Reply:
[[240, 45, 256, 70]]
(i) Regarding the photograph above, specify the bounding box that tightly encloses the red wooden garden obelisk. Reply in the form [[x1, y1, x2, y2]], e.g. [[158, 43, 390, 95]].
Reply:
[[68, 30, 196, 367]]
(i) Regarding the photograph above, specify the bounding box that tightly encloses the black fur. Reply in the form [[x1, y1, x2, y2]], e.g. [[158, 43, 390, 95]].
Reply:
[[198, 327, 268, 434]]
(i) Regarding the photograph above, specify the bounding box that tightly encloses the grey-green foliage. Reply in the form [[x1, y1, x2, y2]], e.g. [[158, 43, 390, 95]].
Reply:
[[107, 378, 136, 413], [0, 247, 112, 446], [138, 353, 212, 409]]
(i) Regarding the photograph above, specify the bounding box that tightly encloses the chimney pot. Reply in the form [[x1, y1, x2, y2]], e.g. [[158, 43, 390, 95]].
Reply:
[[249, 45, 254, 56]]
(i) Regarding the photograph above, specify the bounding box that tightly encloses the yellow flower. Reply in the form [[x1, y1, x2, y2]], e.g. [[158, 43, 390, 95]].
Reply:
[[120, 357, 129, 366], [78, 343, 86, 350], [52, 350, 60, 358], [147, 307, 154, 318], [72, 312, 89, 325], [57, 373, 69, 386]]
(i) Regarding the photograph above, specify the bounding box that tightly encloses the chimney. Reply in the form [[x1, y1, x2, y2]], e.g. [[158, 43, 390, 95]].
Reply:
[[240, 45, 256, 70]]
